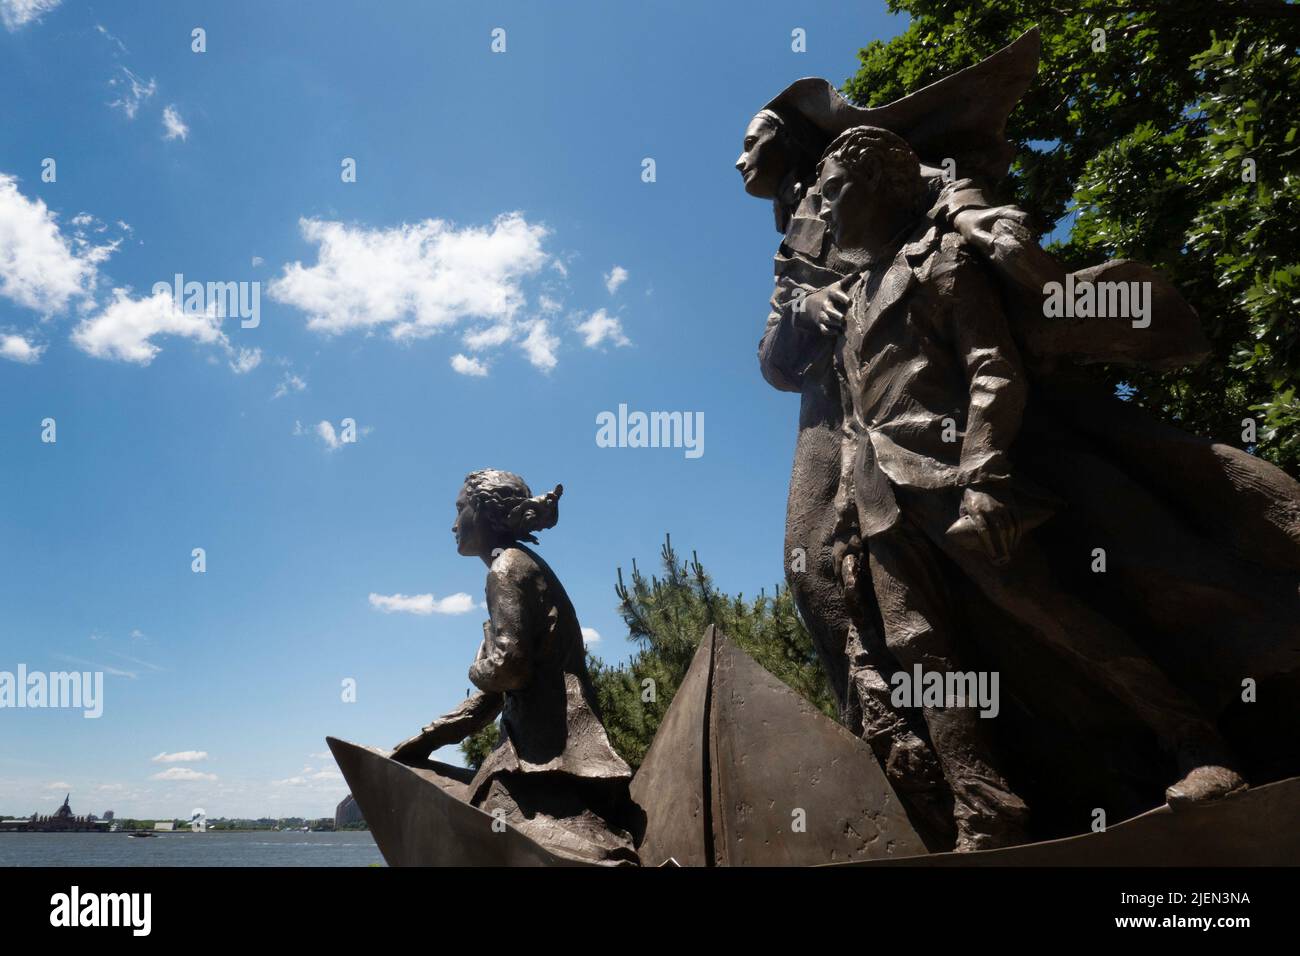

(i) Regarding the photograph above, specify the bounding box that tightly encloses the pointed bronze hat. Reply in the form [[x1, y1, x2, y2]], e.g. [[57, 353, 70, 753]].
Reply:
[[761, 27, 1040, 184]]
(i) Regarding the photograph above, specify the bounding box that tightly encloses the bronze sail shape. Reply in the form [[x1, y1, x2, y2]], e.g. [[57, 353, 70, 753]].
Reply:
[[632, 625, 929, 865]]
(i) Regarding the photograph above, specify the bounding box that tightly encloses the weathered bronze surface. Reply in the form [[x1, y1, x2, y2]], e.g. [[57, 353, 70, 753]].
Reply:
[[742, 30, 1300, 852], [327, 738, 583, 867], [840, 776, 1300, 868], [633, 626, 928, 866]]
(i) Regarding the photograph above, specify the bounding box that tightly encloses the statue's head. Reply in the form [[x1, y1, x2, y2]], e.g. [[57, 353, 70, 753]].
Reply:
[[735, 109, 821, 199], [816, 125, 925, 252], [453, 469, 562, 557]]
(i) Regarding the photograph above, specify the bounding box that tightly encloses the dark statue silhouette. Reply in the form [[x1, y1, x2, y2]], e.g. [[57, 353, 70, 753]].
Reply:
[[739, 30, 1300, 850]]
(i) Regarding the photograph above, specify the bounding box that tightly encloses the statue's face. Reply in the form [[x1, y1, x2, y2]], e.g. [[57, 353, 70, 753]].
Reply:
[[818, 154, 871, 250], [452, 487, 485, 557], [735, 114, 787, 199]]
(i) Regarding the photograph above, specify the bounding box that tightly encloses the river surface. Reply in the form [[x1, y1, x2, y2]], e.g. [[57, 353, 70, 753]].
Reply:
[[0, 830, 383, 866]]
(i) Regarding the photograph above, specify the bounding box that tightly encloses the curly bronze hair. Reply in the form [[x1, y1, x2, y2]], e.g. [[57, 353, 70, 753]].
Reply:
[[461, 469, 562, 545], [818, 124, 925, 217]]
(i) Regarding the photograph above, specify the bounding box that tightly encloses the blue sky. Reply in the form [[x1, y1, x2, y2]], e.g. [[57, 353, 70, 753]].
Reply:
[[0, 0, 906, 819]]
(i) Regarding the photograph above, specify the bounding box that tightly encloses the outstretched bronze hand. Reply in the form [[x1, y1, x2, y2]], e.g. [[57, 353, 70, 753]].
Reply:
[[390, 720, 466, 765], [390, 686, 505, 765]]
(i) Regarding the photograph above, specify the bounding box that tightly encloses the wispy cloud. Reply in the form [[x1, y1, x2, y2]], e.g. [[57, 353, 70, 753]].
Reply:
[[273, 372, 306, 399], [151, 751, 208, 764], [229, 346, 262, 374], [604, 265, 629, 295], [273, 767, 343, 788], [575, 308, 630, 348], [1, 0, 61, 32], [109, 651, 162, 673], [55, 654, 138, 680], [107, 66, 156, 120], [369, 592, 476, 616], [161, 105, 189, 141], [519, 318, 558, 371], [94, 22, 126, 54], [314, 420, 354, 451], [151, 767, 217, 782]]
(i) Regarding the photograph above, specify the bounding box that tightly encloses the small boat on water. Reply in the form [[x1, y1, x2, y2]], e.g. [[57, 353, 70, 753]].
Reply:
[[331, 626, 1300, 867], [126, 832, 157, 839]]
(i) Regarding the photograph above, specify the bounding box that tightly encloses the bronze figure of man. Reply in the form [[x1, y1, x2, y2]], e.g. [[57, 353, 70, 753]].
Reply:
[[815, 125, 1252, 849]]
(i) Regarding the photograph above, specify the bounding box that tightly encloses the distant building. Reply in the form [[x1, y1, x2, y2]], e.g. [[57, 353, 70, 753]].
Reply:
[[154, 821, 174, 831], [3, 794, 105, 832], [335, 794, 365, 828]]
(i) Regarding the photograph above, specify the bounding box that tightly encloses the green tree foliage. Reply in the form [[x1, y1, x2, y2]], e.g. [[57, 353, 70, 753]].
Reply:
[[845, 1, 1300, 473], [460, 536, 835, 770], [459, 720, 499, 769]]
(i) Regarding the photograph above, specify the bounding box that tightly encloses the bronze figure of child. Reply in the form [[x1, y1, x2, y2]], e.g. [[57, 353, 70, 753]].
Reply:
[[390, 469, 638, 864]]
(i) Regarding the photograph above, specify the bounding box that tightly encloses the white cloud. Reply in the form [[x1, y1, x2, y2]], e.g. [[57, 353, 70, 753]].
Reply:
[[582, 627, 601, 645], [71, 288, 224, 364], [161, 105, 188, 141], [94, 23, 126, 54], [151, 767, 217, 782], [1, 0, 61, 31], [575, 308, 630, 348], [519, 319, 558, 371], [268, 213, 550, 342], [152, 751, 209, 764], [604, 265, 629, 295], [316, 420, 342, 451], [0, 333, 43, 363], [108, 67, 156, 119], [451, 353, 488, 377], [55, 653, 138, 680], [273, 767, 344, 787], [0, 173, 113, 314], [369, 592, 476, 616], [228, 346, 261, 374], [272, 372, 306, 399], [462, 323, 513, 350]]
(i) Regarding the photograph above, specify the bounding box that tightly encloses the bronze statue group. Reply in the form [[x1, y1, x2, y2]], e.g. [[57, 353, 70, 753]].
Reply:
[[388, 30, 1300, 864]]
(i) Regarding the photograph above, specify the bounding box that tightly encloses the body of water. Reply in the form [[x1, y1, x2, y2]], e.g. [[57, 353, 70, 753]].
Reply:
[[0, 830, 383, 866]]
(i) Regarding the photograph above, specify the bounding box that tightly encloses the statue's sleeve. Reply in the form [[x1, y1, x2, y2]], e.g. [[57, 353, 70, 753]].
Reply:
[[469, 564, 534, 693], [429, 689, 503, 738], [941, 251, 1028, 487], [757, 267, 823, 393], [928, 176, 992, 225]]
